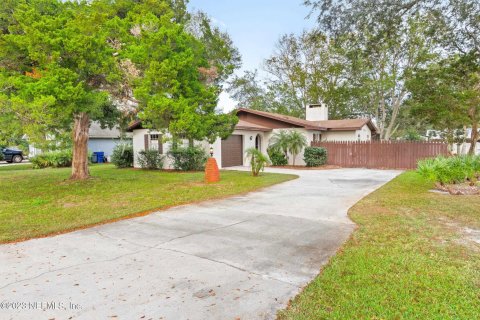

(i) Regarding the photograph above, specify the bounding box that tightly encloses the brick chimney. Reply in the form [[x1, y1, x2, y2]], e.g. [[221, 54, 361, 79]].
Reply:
[[306, 103, 328, 121]]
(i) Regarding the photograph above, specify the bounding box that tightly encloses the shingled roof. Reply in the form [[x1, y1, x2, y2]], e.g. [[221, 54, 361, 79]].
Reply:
[[314, 119, 377, 132], [126, 108, 377, 133], [236, 108, 326, 130], [89, 121, 122, 138], [235, 119, 271, 131], [236, 108, 376, 133]]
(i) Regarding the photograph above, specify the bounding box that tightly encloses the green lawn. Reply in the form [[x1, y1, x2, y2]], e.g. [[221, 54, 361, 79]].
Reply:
[[0, 164, 296, 243], [0, 163, 33, 171], [279, 171, 480, 320]]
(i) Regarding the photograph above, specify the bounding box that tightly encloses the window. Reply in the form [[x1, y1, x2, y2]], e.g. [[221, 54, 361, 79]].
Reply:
[[148, 134, 163, 153], [255, 134, 261, 150], [313, 133, 322, 142]]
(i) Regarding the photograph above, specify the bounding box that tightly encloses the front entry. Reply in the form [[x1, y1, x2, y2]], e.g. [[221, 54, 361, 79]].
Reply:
[[221, 135, 243, 167]]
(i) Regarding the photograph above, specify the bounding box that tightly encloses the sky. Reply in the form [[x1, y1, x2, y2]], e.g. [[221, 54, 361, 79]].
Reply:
[[188, 0, 316, 111]]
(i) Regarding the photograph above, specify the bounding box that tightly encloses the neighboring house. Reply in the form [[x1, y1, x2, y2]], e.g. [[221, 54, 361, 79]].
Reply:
[[27, 122, 132, 160], [426, 129, 480, 155], [88, 122, 132, 160], [128, 104, 377, 168]]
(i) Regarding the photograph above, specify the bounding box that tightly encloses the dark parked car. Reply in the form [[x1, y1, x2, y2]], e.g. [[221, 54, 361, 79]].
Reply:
[[1, 148, 24, 163]]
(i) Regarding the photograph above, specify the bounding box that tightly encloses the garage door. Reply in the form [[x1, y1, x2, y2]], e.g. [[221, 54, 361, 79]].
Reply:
[[221, 135, 243, 167]]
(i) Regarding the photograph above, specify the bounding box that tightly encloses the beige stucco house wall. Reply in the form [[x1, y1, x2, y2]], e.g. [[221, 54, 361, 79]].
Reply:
[[322, 124, 372, 142], [129, 104, 376, 169]]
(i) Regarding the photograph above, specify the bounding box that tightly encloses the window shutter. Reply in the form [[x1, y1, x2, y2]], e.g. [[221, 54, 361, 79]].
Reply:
[[158, 135, 163, 154], [144, 134, 149, 150]]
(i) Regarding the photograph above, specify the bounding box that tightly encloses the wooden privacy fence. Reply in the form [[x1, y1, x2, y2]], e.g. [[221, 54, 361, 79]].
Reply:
[[311, 140, 449, 169]]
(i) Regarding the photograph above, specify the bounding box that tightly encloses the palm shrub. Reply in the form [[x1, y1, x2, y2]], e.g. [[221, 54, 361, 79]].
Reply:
[[31, 149, 73, 168], [267, 147, 288, 166], [269, 130, 290, 160], [111, 143, 134, 168], [167, 145, 208, 171], [137, 150, 164, 170], [304, 147, 328, 167], [417, 155, 480, 185], [268, 130, 308, 165], [417, 157, 439, 182], [245, 148, 270, 176], [287, 131, 307, 166]]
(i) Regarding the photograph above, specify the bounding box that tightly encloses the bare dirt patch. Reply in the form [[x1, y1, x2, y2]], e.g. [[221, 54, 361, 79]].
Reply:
[[434, 182, 479, 195], [438, 217, 480, 250]]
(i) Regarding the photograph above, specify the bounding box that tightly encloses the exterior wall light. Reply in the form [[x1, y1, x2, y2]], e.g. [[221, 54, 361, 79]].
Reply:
[[209, 146, 214, 157]]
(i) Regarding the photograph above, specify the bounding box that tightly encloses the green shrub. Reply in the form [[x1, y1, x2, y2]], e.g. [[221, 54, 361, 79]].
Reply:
[[137, 150, 164, 170], [31, 149, 73, 168], [167, 145, 207, 171], [303, 147, 328, 167], [245, 148, 270, 176], [417, 155, 480, 185], [111, 143, 134, 168], [268, 147, 288, 166]]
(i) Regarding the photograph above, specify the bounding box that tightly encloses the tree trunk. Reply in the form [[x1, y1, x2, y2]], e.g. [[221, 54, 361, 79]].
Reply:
[[188, 138, 194, 148], [383, 91, 406, 140], [71, 112, 90, 180], [468, 115, 478, 155]]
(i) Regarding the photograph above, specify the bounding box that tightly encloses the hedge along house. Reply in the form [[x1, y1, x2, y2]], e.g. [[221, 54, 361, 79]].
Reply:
[[127, 104, 377, 168]]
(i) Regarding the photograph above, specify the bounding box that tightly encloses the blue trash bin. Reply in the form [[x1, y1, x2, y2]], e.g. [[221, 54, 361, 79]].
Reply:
[[93, 152, 104, 163]]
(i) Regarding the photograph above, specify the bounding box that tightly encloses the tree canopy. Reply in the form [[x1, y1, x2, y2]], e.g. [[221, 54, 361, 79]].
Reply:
[[0, 0, 241, 178], [408, 53, 480, 152], [230, 0, 479, 145]]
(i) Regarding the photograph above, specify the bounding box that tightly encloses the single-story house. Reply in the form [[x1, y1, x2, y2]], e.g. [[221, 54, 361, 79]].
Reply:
[[87, 122, 132, 160], [27, 122, 132, 160], [426, 129, 480, 155], [128, 104, 377, 168]]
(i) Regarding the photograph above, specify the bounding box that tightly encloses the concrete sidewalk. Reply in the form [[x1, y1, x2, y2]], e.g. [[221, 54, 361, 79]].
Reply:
[[0, 168, 400, 320]]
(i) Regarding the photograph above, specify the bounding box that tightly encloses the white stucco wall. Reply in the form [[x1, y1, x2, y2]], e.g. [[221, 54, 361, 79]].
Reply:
[[132, 129, 273, 169], [452, 142, 480, 155], [236, 130, 268, 166], [322, 130, 356, 141], [321, 125, 371, 142], [132, 129, 150, 168], [132, 129, 181, 169], [356, 125, 372, 141], [263, 128, 313, 166], [132, 125, 373, 169], [133, 129, 225, 169]]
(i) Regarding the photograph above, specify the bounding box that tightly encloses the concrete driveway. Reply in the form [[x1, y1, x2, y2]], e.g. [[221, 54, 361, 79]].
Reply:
[[0, 168, 400, 320]]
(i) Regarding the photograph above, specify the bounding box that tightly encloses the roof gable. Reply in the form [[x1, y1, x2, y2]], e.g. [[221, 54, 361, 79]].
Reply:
[[314, 119, 377, 132], [236, 108, 326, 130], [126, 108, 376, 134]]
